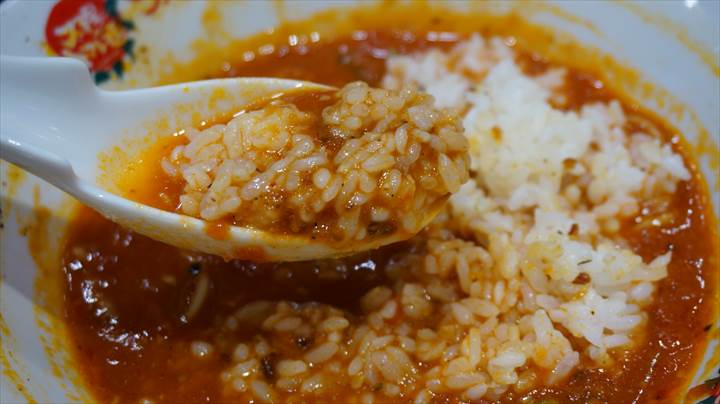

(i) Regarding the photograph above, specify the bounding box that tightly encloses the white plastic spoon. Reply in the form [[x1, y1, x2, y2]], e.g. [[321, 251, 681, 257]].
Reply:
[[0, 56, 441, 261]]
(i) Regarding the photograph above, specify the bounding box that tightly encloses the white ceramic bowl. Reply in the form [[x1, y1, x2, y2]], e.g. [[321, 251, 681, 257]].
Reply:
[[1, 1, 718, 402]]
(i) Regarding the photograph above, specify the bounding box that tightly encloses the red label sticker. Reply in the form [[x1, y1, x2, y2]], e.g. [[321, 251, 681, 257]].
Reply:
[[45, 0, 131, 75]]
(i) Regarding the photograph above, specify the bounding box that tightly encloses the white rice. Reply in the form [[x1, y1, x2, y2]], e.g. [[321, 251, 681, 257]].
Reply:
[[162, 82, 470, 242], [207, 34, 689, 402]]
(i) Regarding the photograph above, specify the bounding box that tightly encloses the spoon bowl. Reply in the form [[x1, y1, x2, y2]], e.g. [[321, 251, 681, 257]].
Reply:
[[0, 56, 440, 261]]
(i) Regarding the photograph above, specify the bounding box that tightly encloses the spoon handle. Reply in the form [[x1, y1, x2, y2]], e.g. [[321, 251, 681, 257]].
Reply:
[[0, 56, 94, 195], [0, 136, 79, 195]]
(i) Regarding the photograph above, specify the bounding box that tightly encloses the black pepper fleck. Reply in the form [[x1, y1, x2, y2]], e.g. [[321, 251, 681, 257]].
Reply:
[[295, 336, 313, 349], [261, 353, 277, 380], [188, 262, 201, 276]]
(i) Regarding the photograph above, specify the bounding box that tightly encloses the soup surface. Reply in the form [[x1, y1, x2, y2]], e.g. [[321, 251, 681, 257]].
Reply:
[[59, 9, 717, 404]]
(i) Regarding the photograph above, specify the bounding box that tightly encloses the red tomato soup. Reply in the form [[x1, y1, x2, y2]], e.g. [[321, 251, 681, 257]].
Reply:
[[58, 7, 717, 404]]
